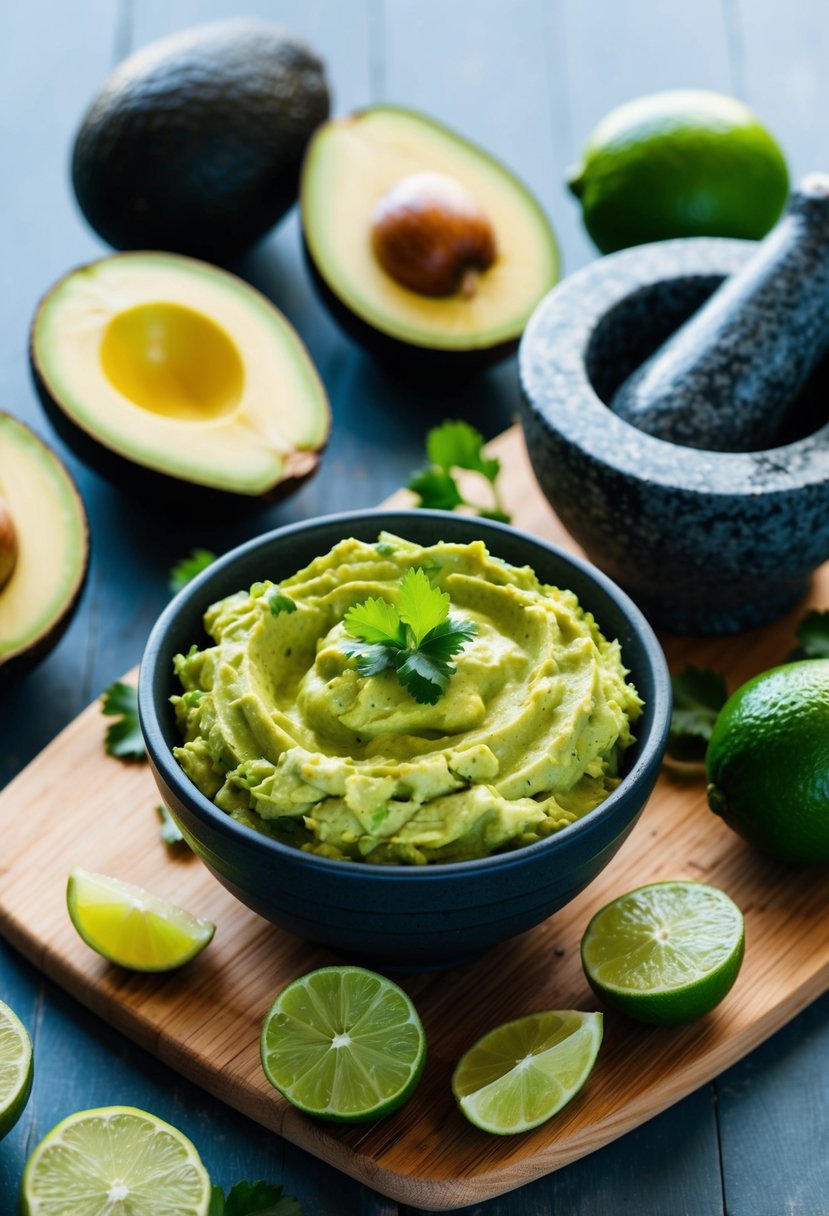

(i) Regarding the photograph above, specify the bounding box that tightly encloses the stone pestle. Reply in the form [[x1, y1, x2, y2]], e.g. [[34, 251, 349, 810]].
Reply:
[[610, 173, 829, 451]]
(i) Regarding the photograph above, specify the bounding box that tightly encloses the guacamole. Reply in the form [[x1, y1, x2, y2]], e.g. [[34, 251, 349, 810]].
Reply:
[[171, 534, 643, 864]]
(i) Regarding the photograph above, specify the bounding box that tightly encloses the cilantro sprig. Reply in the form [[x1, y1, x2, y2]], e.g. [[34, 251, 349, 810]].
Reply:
[[101, 681, 147, 760], [408, 420, 510, 522], [168, 548, 217, 594], [156, 804, 186, 847], [343, 567, 477, 705], [208, 1179, 301, 1216], [793, 608, 829, 659], [667, 666, 728, 763]]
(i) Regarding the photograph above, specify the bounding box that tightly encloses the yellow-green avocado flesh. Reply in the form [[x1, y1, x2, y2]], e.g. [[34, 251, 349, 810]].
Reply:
[[172, 535, 642, 865], [32, 253, 330, 499], [0, 415, 88, 680], [301, 107, 559, 356]]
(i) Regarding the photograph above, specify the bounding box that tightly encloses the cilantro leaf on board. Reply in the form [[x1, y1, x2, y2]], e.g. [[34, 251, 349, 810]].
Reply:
[[794, 609, 829, 659], [269, 591, 297, 616], [168, 548, 216, 595], [209, 1179, 302, 1216], [156, 804, 186, 847], [408, 420, 510, 521], [342, 573, 477, 704], [667, 666, 728, 763], [427, 419, 501, 483], [101, 681, 146, 760]]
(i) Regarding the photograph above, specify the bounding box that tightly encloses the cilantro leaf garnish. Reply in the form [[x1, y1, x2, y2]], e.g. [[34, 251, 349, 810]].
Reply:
[[269, 591, 297, 616], [398, 566, 449, 645], [209, 1180, 301, 1216], [667, 666, 728, 762], [343, 595, 405, 646], [794, 609, 829, 659], [168, 548, 216, 594], [156, 804, 186, 847], [408, 420, 510, 521], [101, 681, 146, 760], [342, 568, 477, 704]]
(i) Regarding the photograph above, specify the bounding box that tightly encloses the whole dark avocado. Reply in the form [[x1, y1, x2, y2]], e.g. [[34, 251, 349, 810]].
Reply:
[[72, 19, 330, 262]]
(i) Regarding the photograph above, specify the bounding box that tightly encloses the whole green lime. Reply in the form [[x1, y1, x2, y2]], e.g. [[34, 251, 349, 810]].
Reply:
[[706, 659, 829, 863], [567, 90, 789, 253]]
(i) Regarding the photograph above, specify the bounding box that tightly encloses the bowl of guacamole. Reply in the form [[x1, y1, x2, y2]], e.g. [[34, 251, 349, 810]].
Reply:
[[140, 510, 670, 967]]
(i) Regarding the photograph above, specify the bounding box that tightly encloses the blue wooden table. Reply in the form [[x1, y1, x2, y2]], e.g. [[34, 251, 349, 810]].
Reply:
[[2, 2, 828, 1212]]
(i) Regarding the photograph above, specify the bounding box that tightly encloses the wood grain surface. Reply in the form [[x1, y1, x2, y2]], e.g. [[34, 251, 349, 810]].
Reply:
[[1, 426, 827, 1211]]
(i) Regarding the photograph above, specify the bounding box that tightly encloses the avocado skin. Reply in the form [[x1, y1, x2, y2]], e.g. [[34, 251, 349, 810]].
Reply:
[[302, 237, 519, 380], [72, 19, 330, 262]]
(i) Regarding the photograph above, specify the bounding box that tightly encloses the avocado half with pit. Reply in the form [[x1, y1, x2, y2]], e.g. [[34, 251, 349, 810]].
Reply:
[[0, 415, 89, 685], [31, 253, 330, 507], [301, 106, 560, 373]]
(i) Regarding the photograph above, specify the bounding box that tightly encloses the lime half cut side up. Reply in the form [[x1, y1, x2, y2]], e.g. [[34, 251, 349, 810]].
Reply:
[[67, 867, 215, 971], [581, 880, 745, 1026], [451, 1010, 603, 1135], [260, 965, 426, 1122], [0, 999, 33, 1140], [20, 1105, 212, 1215]]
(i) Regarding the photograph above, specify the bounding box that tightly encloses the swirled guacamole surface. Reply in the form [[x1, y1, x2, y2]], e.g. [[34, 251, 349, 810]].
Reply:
[[171, 534, 643, 864]]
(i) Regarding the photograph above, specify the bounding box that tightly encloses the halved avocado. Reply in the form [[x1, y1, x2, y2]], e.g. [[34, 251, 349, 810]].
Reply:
[[0, 415, 89, 685], [301, 106, 559, 373], [31, 253, 330, 507]]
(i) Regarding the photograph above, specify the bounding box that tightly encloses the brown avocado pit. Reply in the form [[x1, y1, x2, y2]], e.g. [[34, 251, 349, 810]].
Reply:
[[0, 415, 89, 685], [371, 171, 497, 299], [300, 106, 560, 373], [0, 500, 18, 592]]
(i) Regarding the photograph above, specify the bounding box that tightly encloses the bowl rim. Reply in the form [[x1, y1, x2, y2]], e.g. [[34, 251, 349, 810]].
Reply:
[[139, 507, 671, 881]]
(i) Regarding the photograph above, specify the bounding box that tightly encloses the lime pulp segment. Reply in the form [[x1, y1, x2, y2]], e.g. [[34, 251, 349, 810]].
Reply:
[[581, 880, 745, 1025], [260, 966, 426, 1122], [20, 1105, 211, 1215], [451, 1010, 603, 1135], [0, 999, 33, 1139], [67, 867, 215, 971]]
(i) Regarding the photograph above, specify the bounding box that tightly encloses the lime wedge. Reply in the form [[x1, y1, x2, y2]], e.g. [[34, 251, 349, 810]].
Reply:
[[67, 867, 215, 971], [20, 1106, 211, 1215], [581, 880, 745, 1025], [260, 965, 426, 1122], [0, 999, 33, 1139], [452, 1010, 603, 1135]]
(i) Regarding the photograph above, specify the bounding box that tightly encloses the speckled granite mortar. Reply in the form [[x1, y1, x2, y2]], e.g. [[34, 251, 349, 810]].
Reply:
[[518, 238, 829, 634]]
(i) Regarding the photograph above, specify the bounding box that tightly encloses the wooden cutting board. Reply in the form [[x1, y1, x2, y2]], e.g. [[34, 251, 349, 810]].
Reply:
[[1, 425, 828, 1211]]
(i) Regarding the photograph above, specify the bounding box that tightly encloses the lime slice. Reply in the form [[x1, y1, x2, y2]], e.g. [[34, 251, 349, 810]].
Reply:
[[67, 867, 215, 971], [0, 999, 33, 1139], [20, 1105, 211, 1215], [581, 880, 745, 1025], [260, 965, 426, 1122], [452, 1010, 603, 1135]]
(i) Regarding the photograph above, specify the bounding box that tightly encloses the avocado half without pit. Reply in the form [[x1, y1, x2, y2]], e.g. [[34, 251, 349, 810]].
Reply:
[[301, 106, 560, 373], [31, 254, 331, 507], [0, 415, 89, 685]]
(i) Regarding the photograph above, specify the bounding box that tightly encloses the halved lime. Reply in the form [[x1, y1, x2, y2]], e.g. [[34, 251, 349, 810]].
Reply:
[[67, 867, 215, 971], [581, 880, 745, 1025], [452, 1010, 603, 1135], [260, 965, 426, 1122], [0, 998, 33, 1139], [20, 1106, 211, 1215]]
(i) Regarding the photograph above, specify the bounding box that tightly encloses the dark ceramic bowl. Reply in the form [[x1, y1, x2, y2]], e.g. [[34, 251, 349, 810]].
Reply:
[[139, 510, 670, 969]]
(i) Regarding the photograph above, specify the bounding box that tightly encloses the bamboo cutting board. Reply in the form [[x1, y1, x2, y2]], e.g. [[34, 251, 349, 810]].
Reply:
[[1, 425, 828, 1211]]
